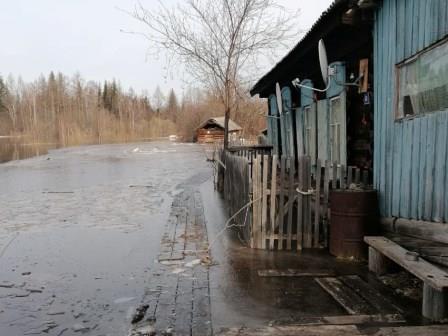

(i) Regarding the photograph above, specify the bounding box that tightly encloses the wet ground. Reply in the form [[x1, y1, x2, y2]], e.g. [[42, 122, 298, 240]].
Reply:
[[0, 141, 443, 336]]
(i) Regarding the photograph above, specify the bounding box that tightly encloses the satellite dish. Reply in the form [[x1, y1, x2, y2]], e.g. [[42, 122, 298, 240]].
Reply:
[[318, 39, 329, 85], [275, 83, 283, 115]]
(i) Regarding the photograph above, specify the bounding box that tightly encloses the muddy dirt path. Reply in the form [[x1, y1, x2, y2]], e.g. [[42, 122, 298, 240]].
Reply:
[[0, 142, 212, 336]]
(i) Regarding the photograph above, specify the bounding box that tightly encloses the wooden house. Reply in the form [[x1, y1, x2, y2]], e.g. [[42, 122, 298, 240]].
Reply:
[[242, 0, 448, 321], [195, 117, 242, 144], [251, 0, 448, 234]]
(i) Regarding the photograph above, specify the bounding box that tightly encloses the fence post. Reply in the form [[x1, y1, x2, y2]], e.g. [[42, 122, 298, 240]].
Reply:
[[278, 156, 286, 250], [251, 155, 259, 248], [340, 164, 346, 190], [314, 159, 322, 247], [297, 157, 304, 251], [269, 155, 278, 250], [261, 155, 269, 249], [287, 157, 294, 250], [323, 160, 330, 248], [303, 156, 312, 248]]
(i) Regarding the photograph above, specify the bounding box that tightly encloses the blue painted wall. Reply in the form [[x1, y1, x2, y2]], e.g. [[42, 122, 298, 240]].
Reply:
[[281, 86, 295, 158], [268, 94, 280, 155], [374, 0, 448, 222]]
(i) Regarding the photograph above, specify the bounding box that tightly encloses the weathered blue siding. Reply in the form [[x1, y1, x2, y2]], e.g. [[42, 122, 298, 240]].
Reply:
[[268, 94, 280, 155], [281, 86, 295, 158], [374, 0, 448, 222]]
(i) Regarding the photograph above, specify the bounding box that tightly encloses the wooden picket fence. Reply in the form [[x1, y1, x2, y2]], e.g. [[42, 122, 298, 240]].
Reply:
[[223, 152, 252, 242], [221, 149, 372, 251]]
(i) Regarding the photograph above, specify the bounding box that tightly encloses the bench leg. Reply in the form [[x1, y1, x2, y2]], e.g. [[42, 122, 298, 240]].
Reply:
[[422, 283, 448, 321], [368, 247, 394, 275]]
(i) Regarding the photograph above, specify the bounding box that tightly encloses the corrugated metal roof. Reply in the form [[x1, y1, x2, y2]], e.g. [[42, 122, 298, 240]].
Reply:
[[250, 0, 347, 96], [196, 117, 242, 132]]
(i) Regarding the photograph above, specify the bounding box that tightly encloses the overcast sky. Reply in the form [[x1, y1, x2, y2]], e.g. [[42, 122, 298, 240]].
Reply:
[[0, 0, 333, 96]]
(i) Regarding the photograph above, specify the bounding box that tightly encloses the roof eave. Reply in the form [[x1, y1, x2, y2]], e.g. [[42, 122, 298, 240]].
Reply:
[[250, 0, 349, 98]]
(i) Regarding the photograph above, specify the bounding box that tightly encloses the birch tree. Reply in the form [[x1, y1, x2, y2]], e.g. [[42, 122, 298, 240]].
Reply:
[[132, 0, 298, 149]]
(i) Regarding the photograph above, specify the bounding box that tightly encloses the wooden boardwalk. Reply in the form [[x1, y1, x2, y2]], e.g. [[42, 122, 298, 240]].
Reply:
[[129, 188, 212, 336]]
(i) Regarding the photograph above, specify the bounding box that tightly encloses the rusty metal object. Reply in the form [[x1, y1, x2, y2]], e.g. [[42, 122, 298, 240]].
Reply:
[[330, 189, 379, 260]]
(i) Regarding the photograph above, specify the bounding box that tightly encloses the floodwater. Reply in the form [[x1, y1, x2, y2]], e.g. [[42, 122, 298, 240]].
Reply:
[[0, 142, 212, 336], [0, 141, 421, 336], [0, 138, 57, 164]]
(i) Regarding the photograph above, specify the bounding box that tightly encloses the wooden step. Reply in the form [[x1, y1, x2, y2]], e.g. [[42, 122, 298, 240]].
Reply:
[[339, 275, 402, 314], [315, 275, 403, 319], [315, 277, 376, 315]]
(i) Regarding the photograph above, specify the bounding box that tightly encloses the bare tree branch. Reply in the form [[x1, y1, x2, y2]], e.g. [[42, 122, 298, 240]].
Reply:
[[131, 0, 300, 148]]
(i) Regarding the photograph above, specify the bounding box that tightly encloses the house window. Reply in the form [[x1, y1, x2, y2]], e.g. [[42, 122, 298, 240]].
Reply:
[[396, 39, 448, 119]]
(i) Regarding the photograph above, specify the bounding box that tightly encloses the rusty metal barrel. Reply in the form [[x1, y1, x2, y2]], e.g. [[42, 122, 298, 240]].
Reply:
[[329, 189, 379, 260]]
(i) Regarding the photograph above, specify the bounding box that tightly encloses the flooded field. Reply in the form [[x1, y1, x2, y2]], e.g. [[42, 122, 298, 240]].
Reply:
[[0, 142, 211, 335]]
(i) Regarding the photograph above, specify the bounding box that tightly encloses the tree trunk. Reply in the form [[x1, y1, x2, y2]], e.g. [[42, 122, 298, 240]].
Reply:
[[223, 107, 230, 150]]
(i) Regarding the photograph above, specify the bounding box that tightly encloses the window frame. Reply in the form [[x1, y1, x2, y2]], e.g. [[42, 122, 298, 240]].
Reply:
[[395, 36, 448, 121]]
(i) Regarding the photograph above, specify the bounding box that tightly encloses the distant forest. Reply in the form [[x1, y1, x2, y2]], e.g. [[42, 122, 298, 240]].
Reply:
[[0, 72, 265, 146]]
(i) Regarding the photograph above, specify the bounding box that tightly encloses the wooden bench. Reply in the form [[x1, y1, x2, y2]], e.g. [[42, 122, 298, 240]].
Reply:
[[365, 236, 448, 321]]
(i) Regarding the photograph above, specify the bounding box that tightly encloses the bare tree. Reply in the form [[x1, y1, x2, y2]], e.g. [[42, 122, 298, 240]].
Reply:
[[132, 0, 298, 149]]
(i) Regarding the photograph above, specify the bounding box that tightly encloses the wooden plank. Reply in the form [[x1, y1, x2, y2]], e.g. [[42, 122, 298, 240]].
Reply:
[[320, 314, 405, 325], [364, 236, 448, 290], [297, 156, 304, 251], [287, 158, 294, 250], [339, 275, 402, 314], [304, 156, 312, 248], [355, 168, 360, 185], [323, 160, 330, 247], [384, 217, 448, 245], [252, 156, 259, 249], [315, 277, 375, 315], [314, 159, 322, 247], [218, 325, 365, 336], [261, 155, 269, 249], [362, 170, 369, 187], [422, 282, 448, 321], [174, 276, 194, 335], [376, 325, 448, 336], [293, 314, 406, 326], [258, 269, 334, 277], [433, 112, 448, 222], [332, 162, 338, 189], [256, 155, 262, 248], [270, 155, 278, 250], [278, 156, 286, 250], [347, 166, 353, 186], [337, 164, 342, 189], [247, 160, 253, 242], [340, 165, 346, 190], [368, 247, 395, 276]]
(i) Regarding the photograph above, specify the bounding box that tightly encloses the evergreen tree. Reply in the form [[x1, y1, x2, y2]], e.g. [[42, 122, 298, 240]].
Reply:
[[102, 81, 110, 110], [97, 84, 102, 108], [152, 86, 165, 114], [166, 89, 179, 121], [0, 76, 8, 112], [110, 80, 119, 117]]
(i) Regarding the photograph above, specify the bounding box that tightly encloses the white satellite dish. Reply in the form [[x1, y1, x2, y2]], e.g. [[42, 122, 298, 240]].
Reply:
[[318, 39, 329, 85], [275, 83, 283, 115]]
